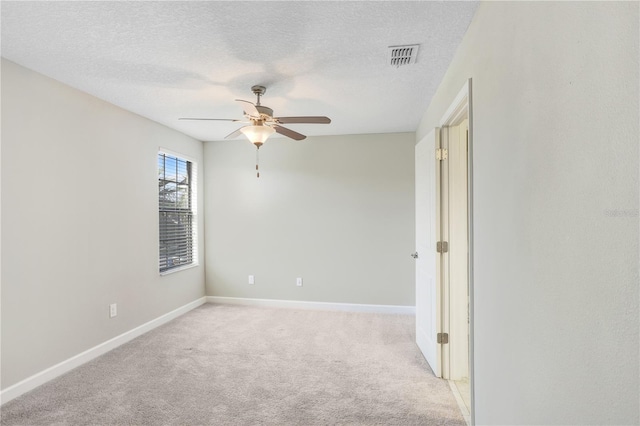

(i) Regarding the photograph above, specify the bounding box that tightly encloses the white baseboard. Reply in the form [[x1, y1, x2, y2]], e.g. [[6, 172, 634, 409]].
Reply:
[[206, 296, 415, 315], [0, 296, 207, 405]]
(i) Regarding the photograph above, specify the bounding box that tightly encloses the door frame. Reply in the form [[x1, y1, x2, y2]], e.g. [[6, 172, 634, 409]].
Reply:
[[439, 79, 474, 424]]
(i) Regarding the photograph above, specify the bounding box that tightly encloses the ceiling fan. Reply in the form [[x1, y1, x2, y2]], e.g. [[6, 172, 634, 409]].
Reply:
[[179, 85, 331, 148]]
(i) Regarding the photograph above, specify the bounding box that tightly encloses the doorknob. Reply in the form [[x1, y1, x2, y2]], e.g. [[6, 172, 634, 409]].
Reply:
[[411, 252, 419, 259]]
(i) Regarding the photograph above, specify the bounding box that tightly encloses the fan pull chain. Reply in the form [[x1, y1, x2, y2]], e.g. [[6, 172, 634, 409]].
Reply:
[[256, 146, 260, 178]]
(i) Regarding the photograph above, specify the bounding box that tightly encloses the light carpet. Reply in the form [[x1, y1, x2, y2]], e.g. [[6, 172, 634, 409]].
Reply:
[[1, 304, 465, 425]]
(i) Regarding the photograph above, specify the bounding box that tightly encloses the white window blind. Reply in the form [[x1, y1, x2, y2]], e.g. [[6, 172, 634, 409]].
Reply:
[[158, 152, 197, 273]]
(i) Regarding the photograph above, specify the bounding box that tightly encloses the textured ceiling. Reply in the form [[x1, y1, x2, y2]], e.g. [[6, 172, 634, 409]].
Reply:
[[1, 1, 478, 142]]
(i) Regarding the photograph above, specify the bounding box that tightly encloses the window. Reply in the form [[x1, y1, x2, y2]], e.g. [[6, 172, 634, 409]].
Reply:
[[158, 151, 197, 273]]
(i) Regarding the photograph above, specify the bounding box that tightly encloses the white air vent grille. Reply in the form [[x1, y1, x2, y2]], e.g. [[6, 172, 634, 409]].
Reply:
[[389, 44, 420, 67]]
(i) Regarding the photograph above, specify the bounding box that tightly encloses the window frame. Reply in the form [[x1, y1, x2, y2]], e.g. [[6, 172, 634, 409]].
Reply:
[[158, 149, 198, 275]]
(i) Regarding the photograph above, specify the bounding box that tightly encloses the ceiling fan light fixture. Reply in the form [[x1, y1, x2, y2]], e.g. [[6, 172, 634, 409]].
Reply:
[[240, 124, 275, 148]]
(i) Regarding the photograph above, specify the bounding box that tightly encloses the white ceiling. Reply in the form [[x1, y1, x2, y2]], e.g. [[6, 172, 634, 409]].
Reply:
[[1, 1, 478, 142]]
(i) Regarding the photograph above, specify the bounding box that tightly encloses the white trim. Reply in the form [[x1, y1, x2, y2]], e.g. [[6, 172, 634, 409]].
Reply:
[[438, 78, 475, 425], [0, 297, 207, 405], [206, 296, 415, 315], [467, 78, 475, 426], [439, 80, 470, 127], [448, 380, 471, 426]]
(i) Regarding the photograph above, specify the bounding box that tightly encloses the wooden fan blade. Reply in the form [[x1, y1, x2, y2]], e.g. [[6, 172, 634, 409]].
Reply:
[[225, 127, 246, 139], [274, 125, 306, 141], [179, 118, 241, 121], [275, 116, 331, 124], [235, 99, 260, 117]]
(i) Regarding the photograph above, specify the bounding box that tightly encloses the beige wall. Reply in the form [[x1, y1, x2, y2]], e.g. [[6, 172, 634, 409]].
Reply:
[[204, 133, 415, 306], [418, 2, 639, 424], [1, 59, 205, 389]]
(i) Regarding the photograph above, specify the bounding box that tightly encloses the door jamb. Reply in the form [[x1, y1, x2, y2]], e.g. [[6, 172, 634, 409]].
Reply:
[[439, 78, 474, 425]]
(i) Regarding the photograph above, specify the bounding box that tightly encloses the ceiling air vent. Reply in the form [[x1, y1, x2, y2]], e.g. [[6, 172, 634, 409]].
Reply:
[[389, 44, 420, 67]]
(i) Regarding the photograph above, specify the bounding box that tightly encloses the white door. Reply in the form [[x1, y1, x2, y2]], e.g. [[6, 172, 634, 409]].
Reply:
[[415, 128, 441, 377]]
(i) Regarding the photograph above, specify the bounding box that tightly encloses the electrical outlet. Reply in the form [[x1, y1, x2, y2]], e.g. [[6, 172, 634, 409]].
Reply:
[[109, 303, 117, 318], [296, 277, 303, 287], [248, 275, 255, 285]]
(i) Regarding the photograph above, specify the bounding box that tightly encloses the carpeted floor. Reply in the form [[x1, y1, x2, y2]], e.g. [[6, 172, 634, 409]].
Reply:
[[1, 304, 465, 425]]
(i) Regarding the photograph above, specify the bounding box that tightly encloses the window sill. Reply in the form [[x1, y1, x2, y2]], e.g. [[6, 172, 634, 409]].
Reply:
[[160, 262, 199, 276]]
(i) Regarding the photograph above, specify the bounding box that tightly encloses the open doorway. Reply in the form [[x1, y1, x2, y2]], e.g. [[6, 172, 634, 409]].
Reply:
[[415, 79, 473, 424]]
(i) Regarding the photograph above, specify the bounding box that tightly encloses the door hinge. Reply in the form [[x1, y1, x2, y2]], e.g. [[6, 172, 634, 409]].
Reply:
[[436, 241, 449, 253], [437, 332, 449, 344], [436, 148, 448, 161]]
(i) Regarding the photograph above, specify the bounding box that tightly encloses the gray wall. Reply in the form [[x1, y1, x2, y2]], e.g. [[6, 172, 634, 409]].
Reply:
[[1, 59, 206, 389], [204, 133, 415, 306], [418, 2, 639, 424]]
